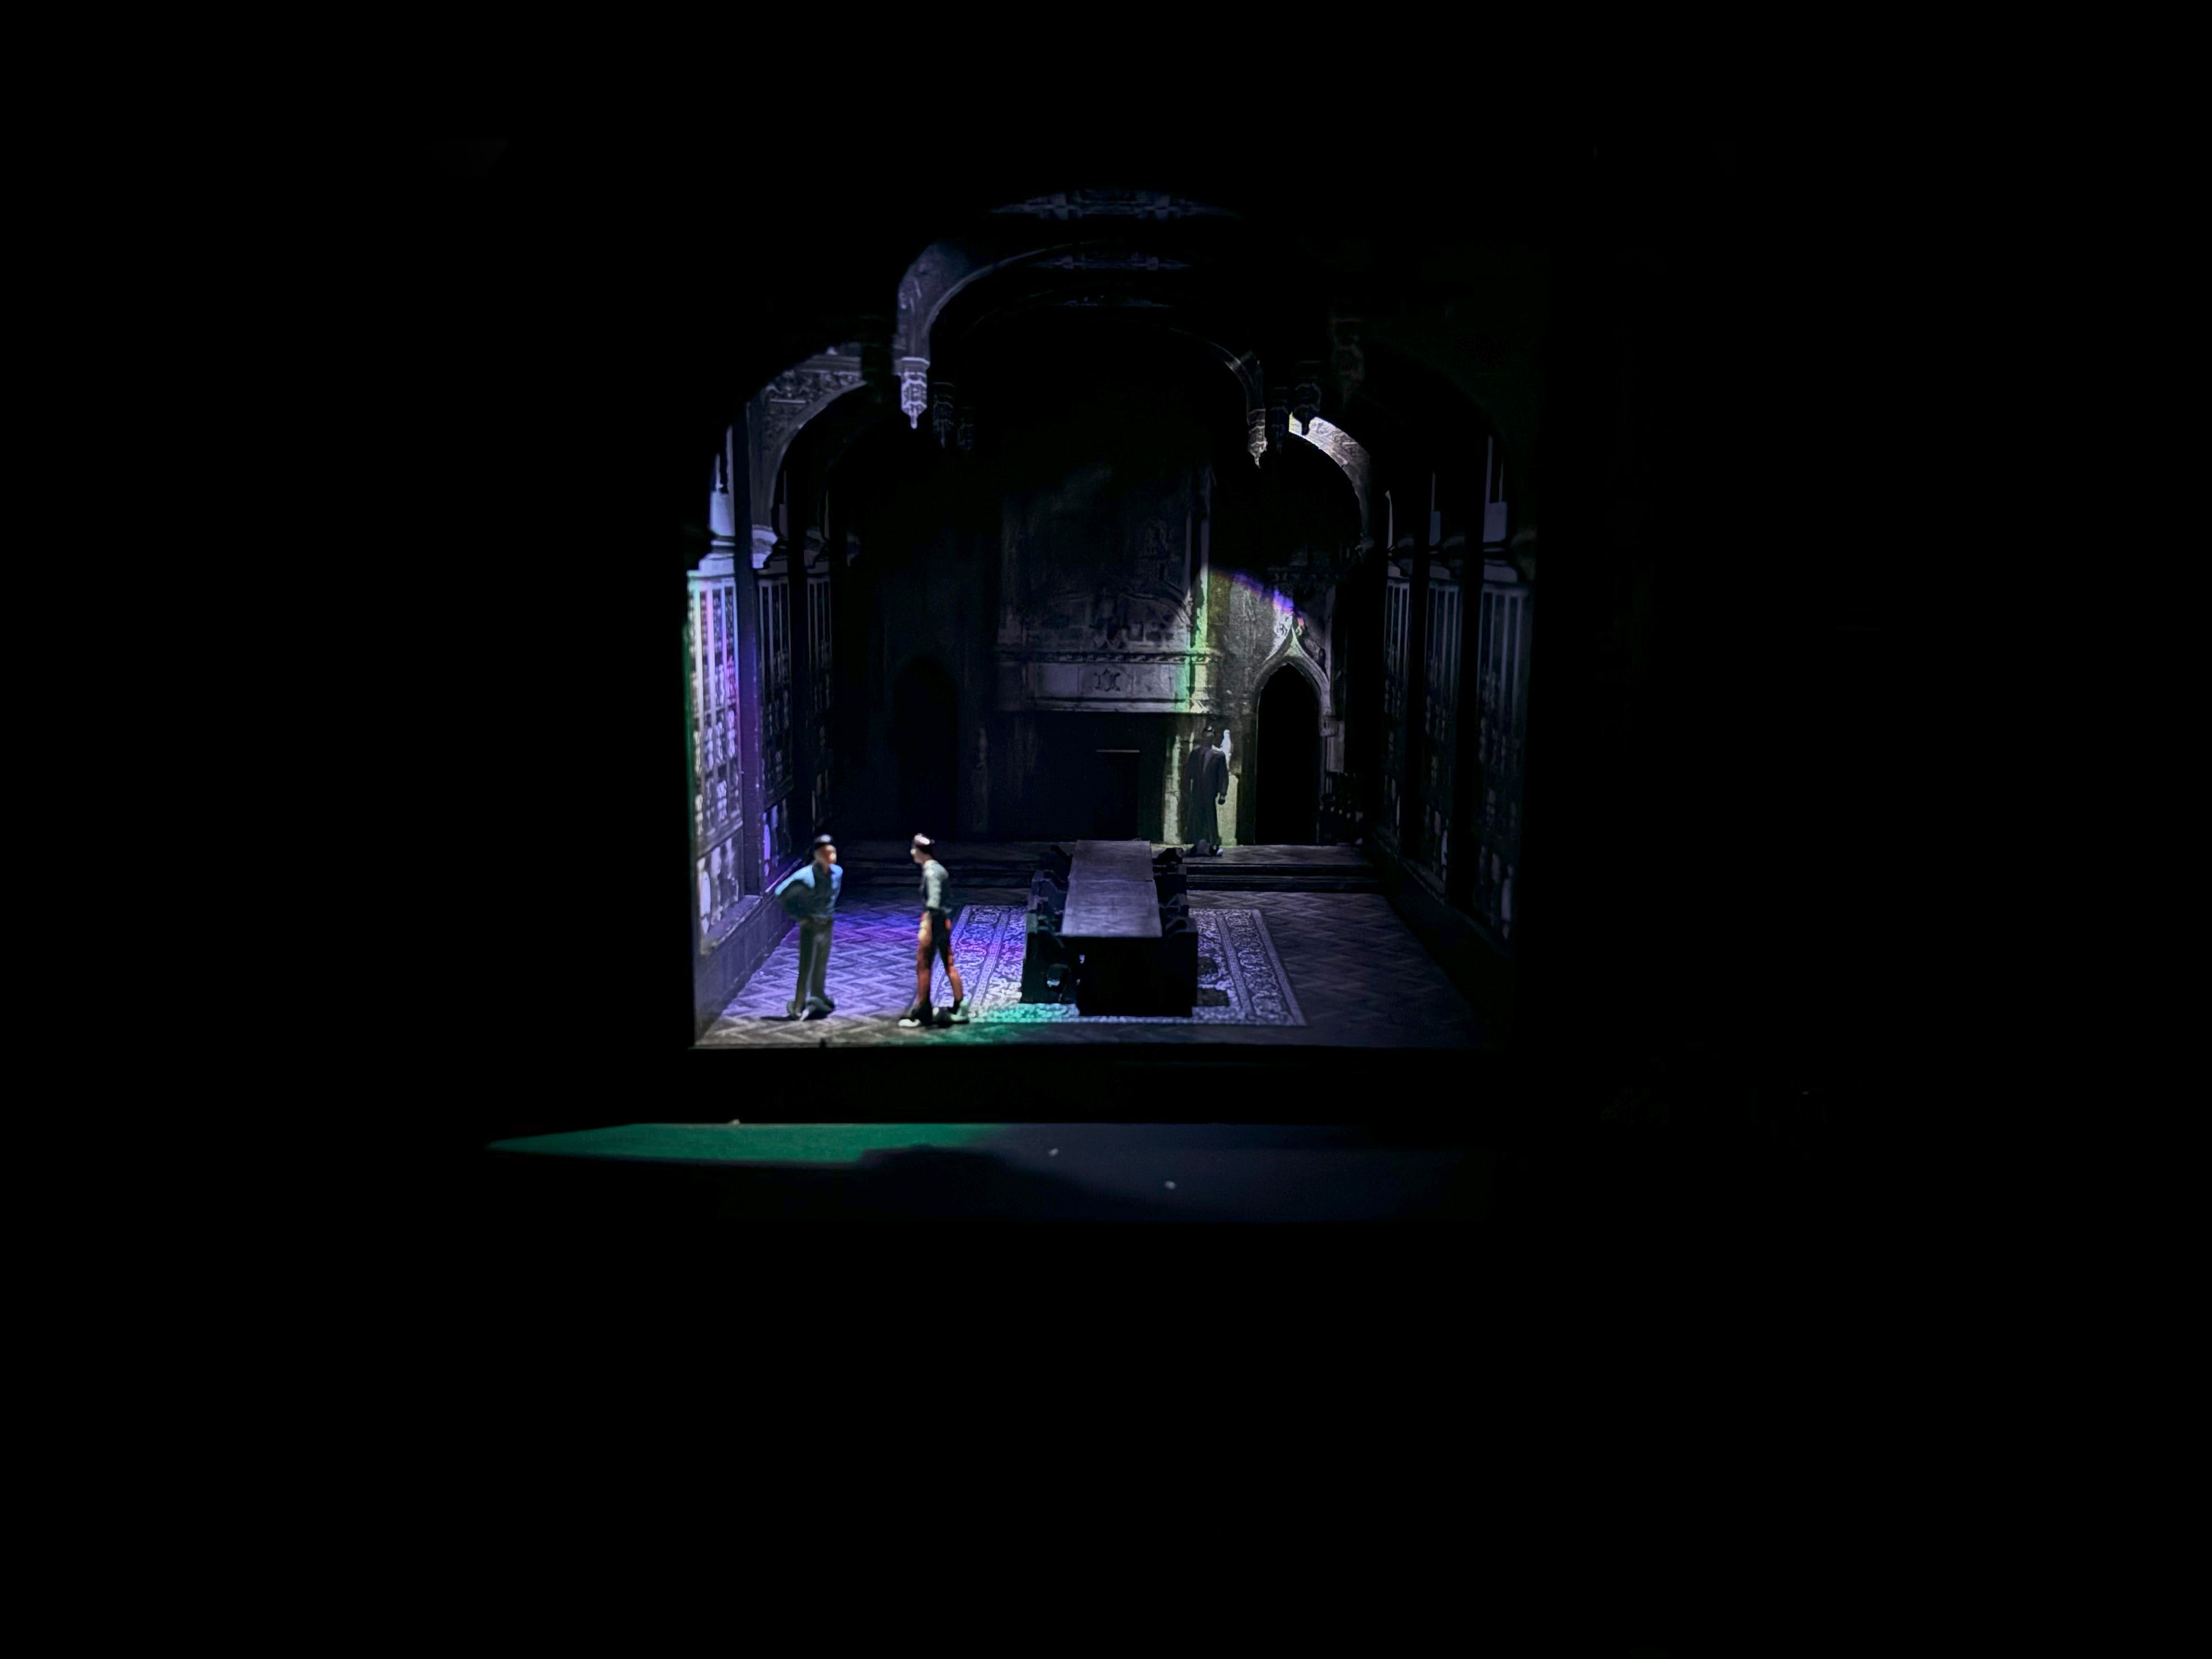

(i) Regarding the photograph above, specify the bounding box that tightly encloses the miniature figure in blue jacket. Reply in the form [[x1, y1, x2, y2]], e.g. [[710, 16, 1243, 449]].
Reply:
[[777, 834, 842, 1019]]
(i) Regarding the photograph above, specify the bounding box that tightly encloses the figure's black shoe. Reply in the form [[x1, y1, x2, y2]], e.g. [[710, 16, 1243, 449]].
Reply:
[[898, 1007, 926, 1029], [947, 999, 969, 1024], [804, 999, 832, 1020]]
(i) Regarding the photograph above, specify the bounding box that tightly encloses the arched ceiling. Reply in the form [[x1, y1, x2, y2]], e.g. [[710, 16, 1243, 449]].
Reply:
[[733, 178, 1543, 547]]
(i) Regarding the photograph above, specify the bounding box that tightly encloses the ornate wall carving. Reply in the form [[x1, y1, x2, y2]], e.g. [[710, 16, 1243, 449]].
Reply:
[[995, 468, 1214, 713]]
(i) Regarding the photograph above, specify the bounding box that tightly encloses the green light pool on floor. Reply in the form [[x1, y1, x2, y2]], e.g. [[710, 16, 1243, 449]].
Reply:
[[486, 1123, 1002, 1166]]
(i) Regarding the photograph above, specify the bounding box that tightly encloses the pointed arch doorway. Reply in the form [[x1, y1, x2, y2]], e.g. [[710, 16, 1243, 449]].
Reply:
[[1255, 665, 1321, 844]]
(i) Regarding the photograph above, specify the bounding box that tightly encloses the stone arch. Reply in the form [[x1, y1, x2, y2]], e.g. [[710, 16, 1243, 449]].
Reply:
[[745, 350, 870, 537], [1256, 633, 1331, 716], [1185, 335, 1371, 540], [891, 228, 1377, 531], [1285, 419, 1373, 547]]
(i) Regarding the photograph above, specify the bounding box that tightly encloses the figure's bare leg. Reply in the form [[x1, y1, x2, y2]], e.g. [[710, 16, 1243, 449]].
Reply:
[[915, 921, 935, 1010]]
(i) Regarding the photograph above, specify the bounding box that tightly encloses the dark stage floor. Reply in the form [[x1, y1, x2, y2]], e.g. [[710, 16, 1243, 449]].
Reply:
[[482, 1120, 1492, 1224], [457, 1102, 1848, 1279]]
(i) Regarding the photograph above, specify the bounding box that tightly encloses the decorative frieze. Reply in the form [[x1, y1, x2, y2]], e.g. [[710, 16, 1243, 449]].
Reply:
[[1034, 249, 1190, 271], [995, 650, 1215, 713], [991, 190, 1233, 221], [758, 358, 865, 459]]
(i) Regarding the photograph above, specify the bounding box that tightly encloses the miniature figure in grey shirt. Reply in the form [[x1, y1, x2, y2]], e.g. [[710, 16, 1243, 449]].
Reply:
[[902, 834, 969, 1028]]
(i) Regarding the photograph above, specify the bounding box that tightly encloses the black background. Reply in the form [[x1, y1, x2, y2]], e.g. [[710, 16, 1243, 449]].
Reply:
[[291, 127, 1948, 1638]]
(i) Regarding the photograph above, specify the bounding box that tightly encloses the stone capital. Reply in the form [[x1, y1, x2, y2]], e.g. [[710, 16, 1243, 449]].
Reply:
[[897, 357, 931, 430]]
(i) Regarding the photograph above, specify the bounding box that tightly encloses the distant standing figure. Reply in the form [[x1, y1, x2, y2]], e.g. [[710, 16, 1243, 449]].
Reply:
[[776, 834, 842, 1019], [1183, 724, 1218, 855], [1184, 725, 1229, 855], [901, 834, 970, 1028]]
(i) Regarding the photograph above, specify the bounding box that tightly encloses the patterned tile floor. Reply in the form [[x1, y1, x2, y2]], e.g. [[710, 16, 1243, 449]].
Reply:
[[699, 887, 1489, 1050]]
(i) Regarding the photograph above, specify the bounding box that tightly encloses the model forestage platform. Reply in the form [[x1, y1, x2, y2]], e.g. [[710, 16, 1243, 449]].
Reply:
[[480, 1121, 1491, 1224]]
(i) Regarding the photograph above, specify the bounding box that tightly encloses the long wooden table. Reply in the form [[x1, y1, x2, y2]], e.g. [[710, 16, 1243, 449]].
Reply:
[[1060, 839, 1163, 940]]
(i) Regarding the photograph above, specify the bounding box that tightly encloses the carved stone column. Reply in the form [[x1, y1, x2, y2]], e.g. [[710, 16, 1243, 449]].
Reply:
[[1266, 391, 1290, 462], [1291, 363, 1322, 435], [1331, 317, 1364, 409], [1163, 720, 1184, 846], [968, 724, 990, 834], [931, 379, 957, 449], [1196, 467, 1212, 633], [789, 532, 820, 838], [1399, 471, 1431, 860], [709, 431, 740, 566], [1219, 720, 1241, 849]]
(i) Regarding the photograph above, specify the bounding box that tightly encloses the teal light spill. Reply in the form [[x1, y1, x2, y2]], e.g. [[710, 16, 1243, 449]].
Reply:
[[486, 1123, 1002, 1166]]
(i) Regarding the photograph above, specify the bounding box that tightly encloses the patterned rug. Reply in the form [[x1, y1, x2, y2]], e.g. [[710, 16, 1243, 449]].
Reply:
[[948, 905, 1306, 1027]]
